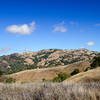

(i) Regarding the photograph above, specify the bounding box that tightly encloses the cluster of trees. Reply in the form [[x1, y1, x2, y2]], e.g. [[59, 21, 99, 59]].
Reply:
[[53, 72, 70, 82], [84, 56, 100, 72], [90, 56, 100, 69], [52, 69, 80, 82], [6, 78, 16, 83], [70, 69, 80, 76]]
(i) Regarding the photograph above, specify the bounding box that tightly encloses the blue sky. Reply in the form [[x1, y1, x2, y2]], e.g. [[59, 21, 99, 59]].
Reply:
[[0, 0, 100, 55]]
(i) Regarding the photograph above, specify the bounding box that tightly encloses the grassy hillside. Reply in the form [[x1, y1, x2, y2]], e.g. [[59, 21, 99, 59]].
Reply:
[[64, 67, 100, 83], [0, 61, 89, 83]]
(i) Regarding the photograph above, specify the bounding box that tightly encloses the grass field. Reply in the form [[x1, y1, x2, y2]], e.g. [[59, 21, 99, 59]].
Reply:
[[0, 82, 100, 100]]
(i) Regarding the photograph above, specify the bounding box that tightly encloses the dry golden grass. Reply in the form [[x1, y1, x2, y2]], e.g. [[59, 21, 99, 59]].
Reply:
[[0, 82, 100, 100], [0, 61, 100, 100], [64, 67, 100, 83], [2, 61, 90, 83]]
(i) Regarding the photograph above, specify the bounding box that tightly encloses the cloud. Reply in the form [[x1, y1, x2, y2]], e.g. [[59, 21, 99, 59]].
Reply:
[[0, 47, 11, 54], [6, 21, 36, 35], [53, 21, 67, 32], [87, 42, 94, 46], [53, 27, 67, 32]]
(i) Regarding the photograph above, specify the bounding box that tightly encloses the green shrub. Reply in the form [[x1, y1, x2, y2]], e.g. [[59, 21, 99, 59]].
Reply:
[[84, 67, 91, 72], [60, 58, 70, 65], [53, 77, 61, 82], [0, 70, 4, 76], [42, 78, 46, 82], [6, 78, 16, 83], [53, 72, 70, 82], [90, 56, 100, 69], [71, 69, 79, 76]]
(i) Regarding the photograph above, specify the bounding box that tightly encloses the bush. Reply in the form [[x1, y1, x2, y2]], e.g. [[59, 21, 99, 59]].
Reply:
[[84, 67, 91, 72], [42, 78, 46, 82], [0, 70, 4, 76], [6, 78, 16, 83], [53, 72, 70, 82], [71, 69, 80, 76], [90, 56, 100, 69], [53, 77, 61, 82]]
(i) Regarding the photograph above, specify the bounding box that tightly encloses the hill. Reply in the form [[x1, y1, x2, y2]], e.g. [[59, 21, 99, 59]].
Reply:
[[64, 67, 100, 83], [0, 49, 98, 74], [0, 61, 89, 83]]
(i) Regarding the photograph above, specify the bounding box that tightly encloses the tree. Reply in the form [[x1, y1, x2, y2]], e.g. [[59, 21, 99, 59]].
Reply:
[[42, 78, 46, 82], [6, 78, 16, 83], [90, 56, 100, 69], [0, 70, 4, 76], [53, 72, 70, 82], [71, 69, 79, 76]]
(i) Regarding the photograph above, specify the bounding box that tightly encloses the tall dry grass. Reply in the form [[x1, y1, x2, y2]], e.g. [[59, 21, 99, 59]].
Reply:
[[0, 82, 100, 100]]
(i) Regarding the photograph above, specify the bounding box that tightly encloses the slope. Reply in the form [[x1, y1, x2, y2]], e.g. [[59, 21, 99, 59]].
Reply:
[[1, 61, 90, 83]]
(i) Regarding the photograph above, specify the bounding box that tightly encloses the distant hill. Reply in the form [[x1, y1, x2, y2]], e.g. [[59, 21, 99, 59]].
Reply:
[[0, 49, 98, 74]]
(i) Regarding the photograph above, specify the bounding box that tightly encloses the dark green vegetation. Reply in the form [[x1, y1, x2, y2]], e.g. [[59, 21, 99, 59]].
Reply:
[[53, 72, 70, 82], [90, 56, 100, 69], [84, 56, 100, 72], [6, 78, 16, 83], [71, 69, 80, 76], [0, 70, 4, 76], [42, 78, 47, 82]]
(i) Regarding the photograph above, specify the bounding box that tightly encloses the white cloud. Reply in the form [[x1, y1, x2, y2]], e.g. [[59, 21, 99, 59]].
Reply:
[[87, 42, 94, 46], [53, 21, 67, 32], [53, 27, 67, 32], [0, 47, 11, 54], [6, 21, 36, 35]]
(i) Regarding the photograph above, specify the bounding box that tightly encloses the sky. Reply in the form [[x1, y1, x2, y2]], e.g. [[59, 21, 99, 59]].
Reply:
[[0, 0, 100, 55]]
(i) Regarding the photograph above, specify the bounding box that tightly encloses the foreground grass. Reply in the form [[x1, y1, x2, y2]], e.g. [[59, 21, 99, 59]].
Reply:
[[0, 82, 100, 100]]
